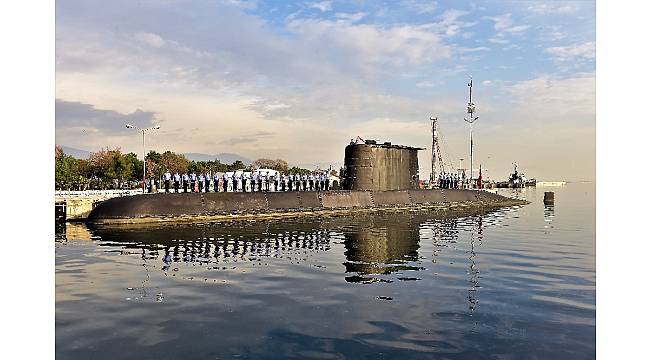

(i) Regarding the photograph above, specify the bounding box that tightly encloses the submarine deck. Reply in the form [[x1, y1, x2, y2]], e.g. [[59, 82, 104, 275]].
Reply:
[[87, 189, 526, 225]]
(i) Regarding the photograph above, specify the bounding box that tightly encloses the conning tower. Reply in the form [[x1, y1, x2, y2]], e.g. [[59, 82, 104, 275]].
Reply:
[[343, 140, 422, 191]]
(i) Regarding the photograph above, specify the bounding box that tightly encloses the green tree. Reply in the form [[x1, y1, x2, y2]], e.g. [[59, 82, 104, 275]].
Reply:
[[161, 151, 189, 174], [55, 146, 81, 190]]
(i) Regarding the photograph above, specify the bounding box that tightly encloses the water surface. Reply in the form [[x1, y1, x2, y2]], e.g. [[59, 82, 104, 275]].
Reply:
[[56, 183, 595, 359]]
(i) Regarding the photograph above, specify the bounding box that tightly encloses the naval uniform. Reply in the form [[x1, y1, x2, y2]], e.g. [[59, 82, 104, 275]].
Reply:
[[198, 174, 205, 192], [163, 171, 172, 193], [173, 173, 180, 192], [190, 173, 197, 192], [213, 173, 220, 192], [182, 173, 189, 192]]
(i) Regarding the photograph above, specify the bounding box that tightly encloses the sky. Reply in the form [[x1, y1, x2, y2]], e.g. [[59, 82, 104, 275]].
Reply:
[[55, 0, 595, 181]]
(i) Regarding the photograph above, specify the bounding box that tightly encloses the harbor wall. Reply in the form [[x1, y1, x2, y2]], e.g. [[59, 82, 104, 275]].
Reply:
[[87, 189, 524, 224]]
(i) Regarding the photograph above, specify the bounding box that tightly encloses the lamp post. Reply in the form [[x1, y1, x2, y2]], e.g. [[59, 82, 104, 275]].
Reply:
[[126, 124, 160, 193], [464, 77, 479, 188]]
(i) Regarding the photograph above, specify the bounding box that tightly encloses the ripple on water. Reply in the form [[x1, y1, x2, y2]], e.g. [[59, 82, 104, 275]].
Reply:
[[56, 184, 595, 359]]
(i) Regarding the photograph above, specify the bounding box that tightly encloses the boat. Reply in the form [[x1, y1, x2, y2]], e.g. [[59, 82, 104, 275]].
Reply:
[[496, 163, 536, 188]]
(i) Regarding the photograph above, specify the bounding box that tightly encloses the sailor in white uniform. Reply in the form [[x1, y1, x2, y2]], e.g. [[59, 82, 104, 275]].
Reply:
[[182, 173, 189, 192], [189, 172, 197, 192], [173, 172, 181, 193], [197, 173, 205, 192], [222, 173, 229, 192], [233, 172, 241, 192], [163, 171, 172, 193], [213, 172, 220, 192]]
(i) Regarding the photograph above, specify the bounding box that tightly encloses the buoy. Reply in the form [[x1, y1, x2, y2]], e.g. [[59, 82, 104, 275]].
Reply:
[[543, 191, 554, 205]]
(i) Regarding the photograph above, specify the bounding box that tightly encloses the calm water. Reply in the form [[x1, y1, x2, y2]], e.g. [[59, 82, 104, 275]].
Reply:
[[56, 183, 595, 359]]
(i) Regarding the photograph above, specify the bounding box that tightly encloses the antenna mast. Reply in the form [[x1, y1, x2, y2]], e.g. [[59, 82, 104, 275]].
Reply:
[[464, 76, 479, 188], [430, 116, 437, 186]]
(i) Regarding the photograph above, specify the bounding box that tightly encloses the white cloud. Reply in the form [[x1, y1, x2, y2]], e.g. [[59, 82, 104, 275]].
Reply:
[[545, 41, 595, 62], [287, 19, 451, 68], [134, 32, 165, 48], [527, 2, 577, 14], [488, 37, 509, 44], [310, 1, 331, 12], [334, 12, 367, 23], [400, 0, 438, 14], [484, 13, 529, 36], [462, 46, 490, 52], [428, 9, 477, 38], [506, 73, 595, 120]]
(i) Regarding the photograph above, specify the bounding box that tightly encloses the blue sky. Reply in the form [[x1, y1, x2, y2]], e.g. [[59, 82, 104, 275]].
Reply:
[[55, 0, 595, 181]]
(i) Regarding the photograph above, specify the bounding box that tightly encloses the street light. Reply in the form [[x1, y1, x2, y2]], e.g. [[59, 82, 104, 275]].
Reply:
[[126, 124, 160, 193]]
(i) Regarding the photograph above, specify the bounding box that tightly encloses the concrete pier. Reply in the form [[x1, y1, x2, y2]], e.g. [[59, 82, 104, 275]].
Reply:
[[55, 190, 142, 220]]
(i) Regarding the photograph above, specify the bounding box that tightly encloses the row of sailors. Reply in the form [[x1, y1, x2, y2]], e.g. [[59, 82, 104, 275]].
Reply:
[[438, 173, 460, 189], [160, 171, 332, 193]]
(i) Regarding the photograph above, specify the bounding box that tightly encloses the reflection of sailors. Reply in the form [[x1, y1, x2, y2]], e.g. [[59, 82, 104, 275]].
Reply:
[[173, 172, 180, 193], [163, 171, 172, 192], [182, 173, 189, 192]]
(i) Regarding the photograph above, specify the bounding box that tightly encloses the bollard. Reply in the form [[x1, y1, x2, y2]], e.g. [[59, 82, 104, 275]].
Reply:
[[543, 191, 555, 205]]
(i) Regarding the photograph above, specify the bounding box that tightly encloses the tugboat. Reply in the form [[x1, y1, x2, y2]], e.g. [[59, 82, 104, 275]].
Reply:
[[496, 163, 536, 188], [508, 163, 536, 188]]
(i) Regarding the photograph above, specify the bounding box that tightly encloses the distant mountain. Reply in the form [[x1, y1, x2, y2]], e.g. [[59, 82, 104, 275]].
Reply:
[[184, 153, 251, 164], [59, 145, 91, 159]]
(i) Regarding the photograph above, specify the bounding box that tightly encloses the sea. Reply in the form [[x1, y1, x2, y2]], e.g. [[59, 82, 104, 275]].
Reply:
[[55, 182, 595, 359]]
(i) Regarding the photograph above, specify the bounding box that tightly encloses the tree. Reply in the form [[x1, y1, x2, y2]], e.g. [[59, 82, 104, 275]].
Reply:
[[145, 150, 163, 178], [288, 166, 311, 175], [161, 151, 189, 174], [228, 160, 246, 171], [123, 153, 143, 182], [55, 148, 81, 190], [251, 158, 289, 173]]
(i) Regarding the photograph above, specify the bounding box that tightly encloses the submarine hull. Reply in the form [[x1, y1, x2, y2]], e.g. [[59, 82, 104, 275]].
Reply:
[[87, 190, 526, 225]]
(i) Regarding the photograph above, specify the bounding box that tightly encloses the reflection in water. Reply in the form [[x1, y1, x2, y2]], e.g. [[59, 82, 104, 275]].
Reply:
[[57, 184, 595, 359], [467, 216, 484, 313], [544, 205, 555, 231], [84, 208, 503, 294], [342, 216, 422, 283]]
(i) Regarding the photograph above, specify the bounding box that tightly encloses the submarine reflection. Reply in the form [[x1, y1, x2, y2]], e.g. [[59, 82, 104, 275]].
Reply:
[[85, 210, 493, 285]]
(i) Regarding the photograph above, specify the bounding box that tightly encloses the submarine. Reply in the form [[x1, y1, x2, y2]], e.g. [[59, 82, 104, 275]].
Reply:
[[87, 140, 526, 225]]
